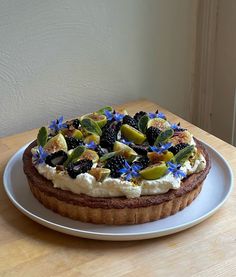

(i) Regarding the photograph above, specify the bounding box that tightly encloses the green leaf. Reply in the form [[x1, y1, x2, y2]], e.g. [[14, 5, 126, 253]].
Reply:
[[172, 145, 195, 165], [99, 151, 117, 162], [64, 146, 85, 167], [96, 106, 113, 115], [81, 118, 102, 136], [138, 114, 149, 133], [154, 128, 174, 146], [37, 127, 48, 147]]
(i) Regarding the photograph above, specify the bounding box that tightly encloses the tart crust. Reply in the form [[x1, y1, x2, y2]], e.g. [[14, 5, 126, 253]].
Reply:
[[23, 139, 211, 225]]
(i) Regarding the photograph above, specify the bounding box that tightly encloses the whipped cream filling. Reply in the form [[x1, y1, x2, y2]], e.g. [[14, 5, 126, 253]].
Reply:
[[35, 152, 206, 199]]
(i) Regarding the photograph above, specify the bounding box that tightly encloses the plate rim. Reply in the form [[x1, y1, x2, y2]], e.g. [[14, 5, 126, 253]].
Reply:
[[3, 140, 234, 240]]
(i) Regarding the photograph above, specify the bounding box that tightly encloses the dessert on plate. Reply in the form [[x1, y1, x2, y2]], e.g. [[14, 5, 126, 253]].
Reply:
[[23, 106, 211, 224]]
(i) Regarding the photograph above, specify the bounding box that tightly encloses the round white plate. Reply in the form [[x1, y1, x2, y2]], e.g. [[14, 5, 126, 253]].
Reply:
[[3, 141, 233, 241]]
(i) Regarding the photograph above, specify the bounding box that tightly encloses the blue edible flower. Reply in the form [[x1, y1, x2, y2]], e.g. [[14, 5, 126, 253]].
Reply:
[[104, 110, 124, 122], [148, 112, 166, 120], [119, 161, 142, 181], [49, 116, 67, 133], [170, 123, 183, 131], [167, 161, 186, 179], [85, 141, 97, 150], [150, 142, 172, 154], [32, 146, 48, 165], [120, 139, 132, 145]]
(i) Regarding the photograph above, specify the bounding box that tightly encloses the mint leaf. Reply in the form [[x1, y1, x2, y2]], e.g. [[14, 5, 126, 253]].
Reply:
[[64, 146, 85, 167], [81, 118, 102, 136], [154, 128, 174, 146], [37, 127, 48, 147], [99, 152, 117, 162], [172, 145, 195, 165], [138, 114, 149, 133]]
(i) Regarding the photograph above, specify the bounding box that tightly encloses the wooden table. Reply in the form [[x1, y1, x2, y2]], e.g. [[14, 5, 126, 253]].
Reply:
[[0, 100, 235, 276]]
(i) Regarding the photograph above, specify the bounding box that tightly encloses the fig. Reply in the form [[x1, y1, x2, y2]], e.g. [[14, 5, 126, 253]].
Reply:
[[120, 124, 146, 145], [170, 130, 192, 146], [148, 151, 173, 163], [84, 134, 100, 145], [44, 133, 67, 153], [113, 141, 138, 160], [147, 118, 171, 131], [80, 149, 99, 163], [89, 168, 111, 181], [140, 162, 167, 180], [81, 113, 107, 128]]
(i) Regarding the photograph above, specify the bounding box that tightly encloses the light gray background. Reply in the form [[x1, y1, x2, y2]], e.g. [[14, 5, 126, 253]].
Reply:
[[0, 0, 196, 137]]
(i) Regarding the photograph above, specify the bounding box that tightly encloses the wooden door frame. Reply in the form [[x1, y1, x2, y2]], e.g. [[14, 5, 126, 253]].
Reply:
[[190, 0, 219, 132]]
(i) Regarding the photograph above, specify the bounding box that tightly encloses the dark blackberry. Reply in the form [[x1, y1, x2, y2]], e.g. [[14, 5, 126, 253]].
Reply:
[[65, 137, 83, 150], [95, 145, 107, 157], [146, 127, 161, 146], [106, 155, 126, 178], [169, 143, 189, 155], [45, 150, 68, 167], [72, 118, 80, 129], [100, 128, 116, 150], [122, 115, 138, 129], [132, 156, 149, 170], [134, 111, 147, 123], [130, 143, 148, 155], [67, 159, 93, 179]]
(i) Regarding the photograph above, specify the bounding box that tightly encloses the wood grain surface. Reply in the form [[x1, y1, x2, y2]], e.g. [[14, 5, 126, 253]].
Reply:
[[0, 100, 235, 277]]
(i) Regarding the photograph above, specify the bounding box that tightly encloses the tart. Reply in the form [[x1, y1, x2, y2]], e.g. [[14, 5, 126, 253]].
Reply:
[[23, 107, 211, 225]]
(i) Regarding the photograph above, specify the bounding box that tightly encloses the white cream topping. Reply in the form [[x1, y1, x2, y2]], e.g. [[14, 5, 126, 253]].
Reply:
[[35, 153, 206, 199]]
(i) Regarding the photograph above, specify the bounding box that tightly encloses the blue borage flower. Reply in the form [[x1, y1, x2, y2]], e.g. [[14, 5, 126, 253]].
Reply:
[[120, 139, 132, 145], [150, 142, 172, 154], [119, 161, 142, 181], [167, 161, 186, 179], [49, 116, 67, 133], [170, 123, 183, 131], [32, 146, 48, 165], [85, 141, 97, 150], [148, 112, 166, 120], [104, 110, 124, 122]]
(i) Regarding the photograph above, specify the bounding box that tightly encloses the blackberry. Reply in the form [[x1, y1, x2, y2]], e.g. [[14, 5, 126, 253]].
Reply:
[[106, 155, 126, 178], [169, 143, 189, 155], [45, 150, 68, 167], [72, 118, 80, 129], [65, 137, 83, 150], [67, 159, 93, 179], [130, 143, 148, 155], [100, 128, 116, 150], [133, 156, 149, 170], [95, 145, 107, 157], [134, 111, 147, 123], [146, 127, 161, 146], [122, 115, 138, 129]]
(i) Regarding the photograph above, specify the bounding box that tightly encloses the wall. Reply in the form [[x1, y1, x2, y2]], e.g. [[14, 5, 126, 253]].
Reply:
[[0, 0, 197, 137], [211, 0, 236, 144]]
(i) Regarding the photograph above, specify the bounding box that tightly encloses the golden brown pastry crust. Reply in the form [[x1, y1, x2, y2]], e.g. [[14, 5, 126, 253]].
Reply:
[[23, 139, 211, 224]]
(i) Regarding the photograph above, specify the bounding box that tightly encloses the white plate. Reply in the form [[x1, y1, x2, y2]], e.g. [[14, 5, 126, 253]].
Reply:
[[3, 141, 233, 241]]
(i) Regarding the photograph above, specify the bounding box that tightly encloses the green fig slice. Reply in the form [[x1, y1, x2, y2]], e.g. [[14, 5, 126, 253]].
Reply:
[[84, 134, 100, 144], [89, 168, 111, 181], [120, 124, 146, 145], [80, 149, 99, 163], [81, 113, 107, 128], [147, 118, 171, 131], [113, 141, 138, 160], [44, 133, 67, 153], [140, 162, 167, 180]]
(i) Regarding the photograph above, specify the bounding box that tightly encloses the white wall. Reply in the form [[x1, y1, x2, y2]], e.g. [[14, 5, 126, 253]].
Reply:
[[0, 0, 196, 137]]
